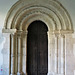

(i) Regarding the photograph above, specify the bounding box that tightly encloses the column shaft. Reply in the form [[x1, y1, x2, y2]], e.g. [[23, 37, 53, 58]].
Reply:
[[47, 32, 54, 75], [22, 33, 27, 75], [61, 35, 65, 74], [10, 34, 15, 75], [55, 36, 58, 73], [15, 35, 18, 74], [58, 35, 61, 74], [48, 32, 51, 73], [17, 34, 22, 74]]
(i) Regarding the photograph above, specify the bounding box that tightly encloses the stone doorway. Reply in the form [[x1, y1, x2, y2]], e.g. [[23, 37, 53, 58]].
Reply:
[[27, 21, 48, 75], [2, 0, 74, 75]]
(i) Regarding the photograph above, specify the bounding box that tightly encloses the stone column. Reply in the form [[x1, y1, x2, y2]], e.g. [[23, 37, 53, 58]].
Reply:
[[10, 34, 16, 75], [61, 35, 65, 75], [47, 31, 52, 75], [15, 34, 18, 74], [17, 33, 23, 75], [54, 34, 61, 74], [57, 35, 61, 74], [54, 35, 58, 74], [22, 31, 28, 75]]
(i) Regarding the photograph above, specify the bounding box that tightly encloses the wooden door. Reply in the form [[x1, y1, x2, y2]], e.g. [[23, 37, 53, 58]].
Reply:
[[27, 20, 48, 75]]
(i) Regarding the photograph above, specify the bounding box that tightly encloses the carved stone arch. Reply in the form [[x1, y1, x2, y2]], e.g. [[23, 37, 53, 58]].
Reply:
[[21, 13, 55, 31], [3, 0, 73, 32], [2, 0, 74, 75]]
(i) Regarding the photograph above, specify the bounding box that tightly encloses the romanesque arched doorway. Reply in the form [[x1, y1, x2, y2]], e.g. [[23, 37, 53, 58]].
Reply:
[[2, 0, 74, 75], [27, 21, 48, 75]]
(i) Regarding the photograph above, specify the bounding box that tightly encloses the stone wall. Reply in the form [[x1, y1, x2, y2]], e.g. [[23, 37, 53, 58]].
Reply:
[[1, 34, 10, 75]]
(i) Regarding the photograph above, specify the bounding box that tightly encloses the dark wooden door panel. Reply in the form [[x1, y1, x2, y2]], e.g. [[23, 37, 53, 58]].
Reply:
[[27, 34, 38, 75], [27, 21, 48, 75], [38, 34, 48, 75]]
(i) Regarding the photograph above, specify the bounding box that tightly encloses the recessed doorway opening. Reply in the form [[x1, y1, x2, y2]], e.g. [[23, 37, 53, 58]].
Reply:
[[27, 20, 48, 75]]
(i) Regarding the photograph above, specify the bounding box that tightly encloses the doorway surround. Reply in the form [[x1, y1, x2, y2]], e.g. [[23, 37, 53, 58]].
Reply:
[[2, 0, 73, 75]]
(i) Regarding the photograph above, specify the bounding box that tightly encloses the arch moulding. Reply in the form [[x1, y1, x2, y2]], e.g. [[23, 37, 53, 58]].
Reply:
[[2, 0, 74, 75]]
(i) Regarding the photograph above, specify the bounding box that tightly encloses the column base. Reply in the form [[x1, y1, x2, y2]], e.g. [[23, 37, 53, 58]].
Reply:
[[17, 72, 27, 75], [51, 73, 64, 75], [74, 70, 75, 75], [10, 74, 16, 75], [23, 73, 27, 75], [21, 73, 27, 75], [54, 74, 64, 75], [17, 72, 23, 75], [47, 72, 54, 75]]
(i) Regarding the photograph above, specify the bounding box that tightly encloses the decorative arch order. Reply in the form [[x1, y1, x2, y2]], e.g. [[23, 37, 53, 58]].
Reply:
[[2, 0, 74, 75]]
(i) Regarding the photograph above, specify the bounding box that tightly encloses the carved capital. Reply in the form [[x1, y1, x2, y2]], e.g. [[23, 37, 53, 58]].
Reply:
[[22, 31, 28, 37], [61, 34, 65, 38]]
